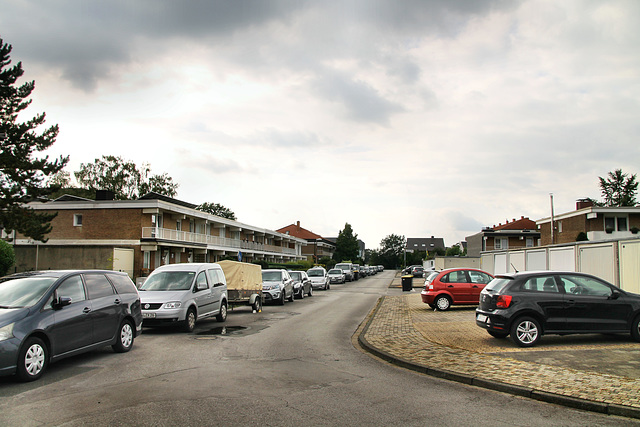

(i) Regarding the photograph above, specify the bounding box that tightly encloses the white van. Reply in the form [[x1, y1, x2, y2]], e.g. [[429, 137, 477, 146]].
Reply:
[[139, 263, 228, 332]]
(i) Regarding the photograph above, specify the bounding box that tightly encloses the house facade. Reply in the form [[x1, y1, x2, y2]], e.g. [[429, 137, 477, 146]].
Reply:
[[406, 236, 445, 253], [536, 200, 640, 245], [7, 192, 307, 279], [466, 217, 540, 257], [276, 221, 336, 262]]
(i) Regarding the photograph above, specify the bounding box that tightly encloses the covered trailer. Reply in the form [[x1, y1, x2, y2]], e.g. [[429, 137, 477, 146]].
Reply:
[[218, 260, 263, 312]]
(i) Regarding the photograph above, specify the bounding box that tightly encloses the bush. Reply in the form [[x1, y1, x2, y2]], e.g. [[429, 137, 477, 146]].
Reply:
[[0, 240, 15, 276], [576, 232, 589, 242]]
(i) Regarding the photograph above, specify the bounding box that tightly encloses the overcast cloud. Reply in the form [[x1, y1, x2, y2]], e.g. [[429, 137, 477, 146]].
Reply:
[[2, 0, 639, 249]]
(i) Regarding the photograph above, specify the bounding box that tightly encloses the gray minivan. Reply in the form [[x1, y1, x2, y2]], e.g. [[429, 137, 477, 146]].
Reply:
[[139, 263, 228, 332]]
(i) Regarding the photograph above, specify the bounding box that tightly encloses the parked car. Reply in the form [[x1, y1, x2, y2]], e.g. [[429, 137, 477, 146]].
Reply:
[[421, 268, 494, 311], [476, 271, 640, 347], [412, 266, 425, 278], [327, 268, 346, 284], [261, 269, 295, 305], [289, 271, 313, 299], [0, 270, 142, 381], [139, 263, 228, 332], [307, 267, 329, 290], [334, 263, 354, 282]]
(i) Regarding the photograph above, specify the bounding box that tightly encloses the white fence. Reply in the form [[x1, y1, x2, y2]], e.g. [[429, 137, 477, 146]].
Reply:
[[481, 237, 640, 293]]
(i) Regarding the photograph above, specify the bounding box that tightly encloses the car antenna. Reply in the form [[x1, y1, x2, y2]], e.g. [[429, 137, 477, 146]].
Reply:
[[511, 263, 519, 273]]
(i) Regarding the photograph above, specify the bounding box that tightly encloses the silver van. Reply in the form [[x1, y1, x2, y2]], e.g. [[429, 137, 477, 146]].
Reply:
[[139, 263, 227, 332]]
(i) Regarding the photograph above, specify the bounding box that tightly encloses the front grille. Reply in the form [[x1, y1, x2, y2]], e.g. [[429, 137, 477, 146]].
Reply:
[[142, 303, 163, 310]]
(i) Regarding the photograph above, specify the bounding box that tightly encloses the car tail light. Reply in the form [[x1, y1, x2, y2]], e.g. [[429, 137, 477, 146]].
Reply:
[[496, 295, 512, 308]]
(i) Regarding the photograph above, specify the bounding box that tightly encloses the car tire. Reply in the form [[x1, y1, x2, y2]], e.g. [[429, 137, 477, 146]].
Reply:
[[428, 304, 437, 309], [288, 289, 295, 302], [297, 288, 304, 299], [17, 337, 48, 382], [327, 283, 330, 290], [488, 330, 509, 339], [631, 315, 640, 342], [307, 286, 313, 297], [435, 295, 451, 311], [112, 320, 135, 353], [183, 308, 197, 332], [510, 316, 541, 347], [253, 297, 262, 312], [216, 301, 228, 322], [279, 291, 286, 305]]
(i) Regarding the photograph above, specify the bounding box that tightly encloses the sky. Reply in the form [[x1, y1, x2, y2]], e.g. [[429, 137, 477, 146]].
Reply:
[[2, 0, 640, 250]]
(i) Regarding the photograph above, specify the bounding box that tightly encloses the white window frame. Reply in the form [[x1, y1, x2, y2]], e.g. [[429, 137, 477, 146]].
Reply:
[[73, 214, 83, 227]]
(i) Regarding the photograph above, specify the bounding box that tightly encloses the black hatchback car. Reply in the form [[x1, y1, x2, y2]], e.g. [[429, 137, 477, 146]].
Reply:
[[0, 270, 142, 381], [476, 271, 640, 347]]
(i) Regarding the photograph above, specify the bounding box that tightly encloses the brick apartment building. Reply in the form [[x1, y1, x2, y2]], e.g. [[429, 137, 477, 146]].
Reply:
[[465, 216, 540, 257], [6, 192, 307, 279], [276, 221, 336, 262]]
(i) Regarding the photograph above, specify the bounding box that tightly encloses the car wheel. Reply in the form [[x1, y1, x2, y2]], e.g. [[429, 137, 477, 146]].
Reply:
[[631, 315, 640, 342], [288, 289, 295, 302], [511, 316, 541, 347], [327, 283, 330, 290], [488, 330, 509, 339], [297, 288, 304, 299], [279, 292, 286, 305], [112, 320, 134, 353], [435, 295, 451, 311], [183, 308, 197, 332], [428, 303, 436, 309], [308, 286, 313, 297], [17, 337, 48, 382], [216, 301, 228, 322]]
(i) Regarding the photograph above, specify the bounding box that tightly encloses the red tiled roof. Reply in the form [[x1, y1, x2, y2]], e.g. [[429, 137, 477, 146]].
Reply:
[[276, 222, 322, 240], [493, 216, 537, 231]]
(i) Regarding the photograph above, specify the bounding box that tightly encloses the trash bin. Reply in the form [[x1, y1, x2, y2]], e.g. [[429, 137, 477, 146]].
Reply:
[[401, 275, 413, 292]]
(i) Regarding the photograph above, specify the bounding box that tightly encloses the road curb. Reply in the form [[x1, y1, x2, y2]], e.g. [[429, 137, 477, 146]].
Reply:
[[357, 295, 640, 420]]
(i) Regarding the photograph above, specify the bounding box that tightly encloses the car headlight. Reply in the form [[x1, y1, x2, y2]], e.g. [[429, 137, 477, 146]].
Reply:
[[0, 323, 14, 342], [163, 301, 182, 309]]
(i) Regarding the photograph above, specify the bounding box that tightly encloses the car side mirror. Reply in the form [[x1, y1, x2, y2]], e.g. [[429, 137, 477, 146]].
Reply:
[[610, 290, 621, 300], [53, 296, 72, 310]]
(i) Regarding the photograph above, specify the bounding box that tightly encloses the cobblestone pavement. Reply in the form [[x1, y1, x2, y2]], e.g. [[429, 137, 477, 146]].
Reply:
[[358, 277, 640, 419]]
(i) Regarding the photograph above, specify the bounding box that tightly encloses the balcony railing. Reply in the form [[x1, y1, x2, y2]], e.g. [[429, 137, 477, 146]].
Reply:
[[142, 227, 297, 255]]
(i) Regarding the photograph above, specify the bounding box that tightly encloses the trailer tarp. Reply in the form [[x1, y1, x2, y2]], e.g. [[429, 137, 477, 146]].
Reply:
[[218, 260, 262, 292]]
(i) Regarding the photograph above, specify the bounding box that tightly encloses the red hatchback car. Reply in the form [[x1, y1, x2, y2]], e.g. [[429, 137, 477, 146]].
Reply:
[[421, 268, 494, 311]]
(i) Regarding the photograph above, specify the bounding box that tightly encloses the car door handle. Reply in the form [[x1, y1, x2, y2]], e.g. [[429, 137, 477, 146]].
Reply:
[[82, 307, 91, 314], [472, 285, 479, 288], [447, 285, 454, 288], [566, 299, 576, 305]]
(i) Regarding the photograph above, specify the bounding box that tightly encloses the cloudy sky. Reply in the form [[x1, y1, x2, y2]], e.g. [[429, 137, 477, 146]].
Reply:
[[2, 0, 639, 249]]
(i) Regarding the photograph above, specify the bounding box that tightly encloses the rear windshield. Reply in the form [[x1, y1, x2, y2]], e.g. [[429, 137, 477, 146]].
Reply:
[[484, 278, 512, 293], [140, 271, 195, 291], [424, 272, 439, 283]]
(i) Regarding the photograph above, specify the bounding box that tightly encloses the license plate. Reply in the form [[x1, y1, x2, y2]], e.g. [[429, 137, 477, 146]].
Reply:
[[476, 314, 487, 322], [142, 313, 156, 319]]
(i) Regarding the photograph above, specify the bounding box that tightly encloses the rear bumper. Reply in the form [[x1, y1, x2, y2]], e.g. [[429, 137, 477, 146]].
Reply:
[[475, 309, 509, 332]]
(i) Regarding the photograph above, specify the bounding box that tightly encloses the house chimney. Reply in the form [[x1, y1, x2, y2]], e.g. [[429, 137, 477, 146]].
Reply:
[[576, 199, 594, 210]]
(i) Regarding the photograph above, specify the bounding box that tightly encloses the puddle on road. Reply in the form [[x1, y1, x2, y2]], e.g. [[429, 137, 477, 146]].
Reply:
[[196, 326, 248, 336]]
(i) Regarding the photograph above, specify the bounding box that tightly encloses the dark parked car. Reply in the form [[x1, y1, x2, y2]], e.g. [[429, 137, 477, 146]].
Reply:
[[289, 271, 313, 299], [476, 271, 640, 347], [421, 268, 494, 311], [0, 270, 142, 381]]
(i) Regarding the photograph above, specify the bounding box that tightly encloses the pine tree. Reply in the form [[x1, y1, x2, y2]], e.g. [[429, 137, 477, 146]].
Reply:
[[0, 38, 68, 241]]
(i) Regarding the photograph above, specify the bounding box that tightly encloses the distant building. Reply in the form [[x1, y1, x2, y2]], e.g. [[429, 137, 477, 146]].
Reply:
[[406, 236, 445, 253], [465, 216, 540, 257], [277, 221, 336, 262]]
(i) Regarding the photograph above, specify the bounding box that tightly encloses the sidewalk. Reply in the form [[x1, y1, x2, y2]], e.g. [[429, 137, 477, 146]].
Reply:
[[358, 275, 640, 419]]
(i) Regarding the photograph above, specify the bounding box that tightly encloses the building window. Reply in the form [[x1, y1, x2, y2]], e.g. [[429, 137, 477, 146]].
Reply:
[[605, 216, 628, 232], [73, 214, 83, 226], [176, 220, 181, 231], [526, 237, 534, 247], [605, 216, 615, 232], [494, 238, 508, 250], [143, 251, 150, 269], [557, 221, 563, 233], [618, 217, 628, 232]]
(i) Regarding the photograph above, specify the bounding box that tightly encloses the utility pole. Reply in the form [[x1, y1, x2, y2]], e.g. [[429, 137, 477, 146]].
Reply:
[[550, 193, 555, 245]]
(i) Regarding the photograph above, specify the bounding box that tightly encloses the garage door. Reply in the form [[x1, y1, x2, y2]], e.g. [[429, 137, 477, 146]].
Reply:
[[619, 240, 640, 293]]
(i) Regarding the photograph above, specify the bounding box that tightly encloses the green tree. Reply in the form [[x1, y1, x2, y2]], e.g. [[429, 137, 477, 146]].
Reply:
[[596, 169, 638, 207], [318, 256, 335, 269], [196, 202, 237, 220], [74, 155, 178, 200], [0, 240, 15, 276], [0, 38, 68, 241], [445, 246, 462, 256], [378, 234, 405, 269], [332, 223, 359, 262]]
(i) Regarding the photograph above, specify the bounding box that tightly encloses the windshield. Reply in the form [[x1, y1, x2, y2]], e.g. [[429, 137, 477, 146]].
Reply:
[[262, 271, 283, 281], [290, 272, 302, 280], [0, 276, 57, 308], [140, 271, 195, 291], [336, 265, 349, 271], [484, 278, 512, 293], [307, 270, 324, 277], [328, 269, 342, 275]]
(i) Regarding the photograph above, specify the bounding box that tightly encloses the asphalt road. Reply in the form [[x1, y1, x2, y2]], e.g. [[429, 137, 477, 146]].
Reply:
[[0, 270, 637, 426]]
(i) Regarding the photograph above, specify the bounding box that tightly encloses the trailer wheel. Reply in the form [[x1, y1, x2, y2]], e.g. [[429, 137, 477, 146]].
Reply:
[[253, 297, 262, 312]]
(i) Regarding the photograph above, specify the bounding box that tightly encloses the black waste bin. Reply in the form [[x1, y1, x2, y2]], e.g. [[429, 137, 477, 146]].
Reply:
[[401, 275, 413, 291]]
